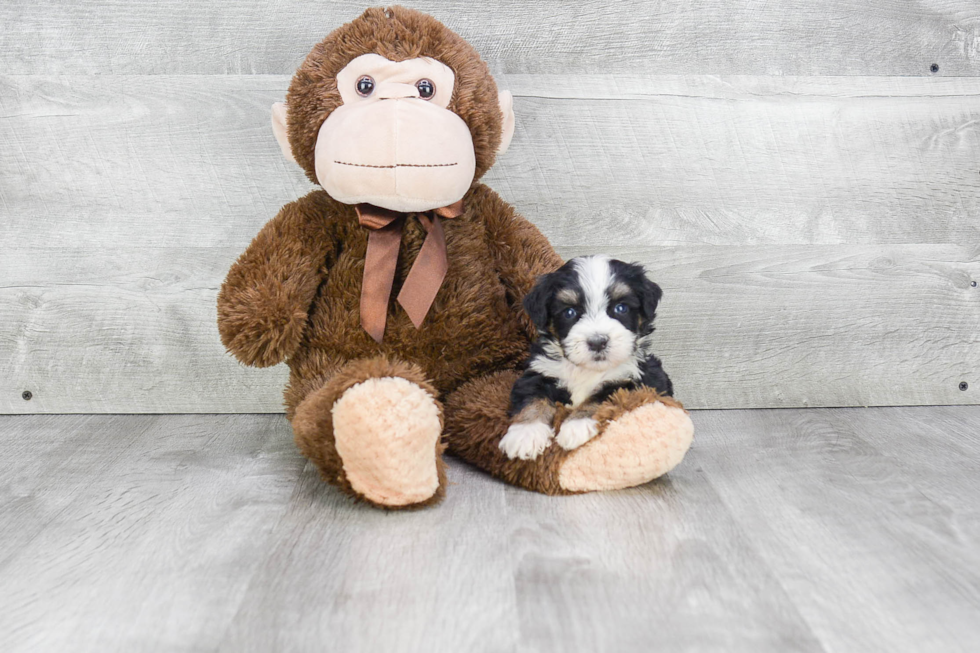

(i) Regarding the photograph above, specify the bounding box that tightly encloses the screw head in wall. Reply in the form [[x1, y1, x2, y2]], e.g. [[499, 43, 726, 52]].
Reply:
[[22, 390, 33, 401], [930, 63, 940, 73], [960, 382, 969, 391]]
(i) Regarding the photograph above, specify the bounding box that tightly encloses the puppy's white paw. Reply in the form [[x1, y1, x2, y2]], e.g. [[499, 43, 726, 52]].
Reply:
[[499, 422, 554, 460], [557, 417, 599, 451]]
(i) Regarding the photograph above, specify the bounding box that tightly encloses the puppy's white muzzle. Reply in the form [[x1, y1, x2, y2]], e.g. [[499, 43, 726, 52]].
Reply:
[[564, 314, 636, 371]]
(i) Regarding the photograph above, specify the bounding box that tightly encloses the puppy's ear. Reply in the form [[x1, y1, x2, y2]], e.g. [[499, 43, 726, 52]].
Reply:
[[639, 276, 663, 321], [523, 274, 555, 331]]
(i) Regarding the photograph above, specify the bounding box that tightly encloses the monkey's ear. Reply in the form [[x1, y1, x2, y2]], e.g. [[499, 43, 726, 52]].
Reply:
[[271, 102, 297, 165], [497, 90, 516, 156]]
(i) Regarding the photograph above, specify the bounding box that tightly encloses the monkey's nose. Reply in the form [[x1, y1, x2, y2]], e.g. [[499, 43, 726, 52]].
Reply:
[[587, 335, 609, 352]]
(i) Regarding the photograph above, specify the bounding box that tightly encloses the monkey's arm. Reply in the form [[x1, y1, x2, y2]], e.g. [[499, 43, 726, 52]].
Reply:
[[217, 193, 340, 367], [475, 185, 564, 339]]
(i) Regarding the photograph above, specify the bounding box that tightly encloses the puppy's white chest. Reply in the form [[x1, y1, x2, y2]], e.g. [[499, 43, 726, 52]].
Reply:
[[530, 357, 639, 406], [564, 365, 613, 406]]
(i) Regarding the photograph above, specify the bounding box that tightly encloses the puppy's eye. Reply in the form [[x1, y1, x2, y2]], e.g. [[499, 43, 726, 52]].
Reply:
[[562, 307, 579, 320], [356, 75, 375, 97], [614, 303, 629, 315]]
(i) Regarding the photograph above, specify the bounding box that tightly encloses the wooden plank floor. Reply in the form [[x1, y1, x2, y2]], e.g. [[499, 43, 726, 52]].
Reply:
[[1, 408, 978, 652]]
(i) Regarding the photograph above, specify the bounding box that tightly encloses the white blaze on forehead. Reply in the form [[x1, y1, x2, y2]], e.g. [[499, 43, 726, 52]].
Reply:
[[572, 255, 613, 316]]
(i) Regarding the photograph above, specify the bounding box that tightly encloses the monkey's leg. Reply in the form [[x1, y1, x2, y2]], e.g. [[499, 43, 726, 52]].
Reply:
[[443, 372, 693, 494], [290, 356, 446, 509]]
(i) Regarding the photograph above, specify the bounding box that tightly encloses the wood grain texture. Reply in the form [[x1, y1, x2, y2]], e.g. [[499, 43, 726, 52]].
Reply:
[[0, 246, 288, 414], [693, 408, 980, 653], [1, 244, 976, 413], [2, 0, 979, 76], [218, 457, 521, 653], [0, 414, 303, 653], [3, 74, 980, 248], [221, 449, 823, 653], [0, 74, 311, 249], [3, 409, 980, 651], [498, 74, 980, 248], [501, 469, 822, 652]]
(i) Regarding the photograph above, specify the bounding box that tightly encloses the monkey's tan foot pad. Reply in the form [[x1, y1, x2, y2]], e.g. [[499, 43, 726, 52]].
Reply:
[[558, 401, 694, 493], [332, 377, 443, 507]]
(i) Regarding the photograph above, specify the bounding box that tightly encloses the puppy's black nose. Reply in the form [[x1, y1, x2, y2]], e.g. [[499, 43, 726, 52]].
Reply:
[[587, 335, 609, 352]]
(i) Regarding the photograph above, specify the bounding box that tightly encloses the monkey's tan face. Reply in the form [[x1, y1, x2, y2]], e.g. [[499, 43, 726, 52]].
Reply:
[[313, 54, 477, 212]]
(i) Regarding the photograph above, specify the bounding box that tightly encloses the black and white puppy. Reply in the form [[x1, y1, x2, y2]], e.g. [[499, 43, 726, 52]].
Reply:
[[499, 255, 673, 460]]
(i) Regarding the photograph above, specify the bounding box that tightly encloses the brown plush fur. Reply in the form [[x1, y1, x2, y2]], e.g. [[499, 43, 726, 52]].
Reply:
[[218, 7, 686, 508], [443, 370, 568, 494], [286, 6, 503, 185], [218, 180, 563, 506], [592, 387, 686, 428], [217, 182, 561, 412]]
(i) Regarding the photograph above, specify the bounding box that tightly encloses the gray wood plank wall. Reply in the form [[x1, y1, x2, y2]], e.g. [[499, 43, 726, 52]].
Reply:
[[1, 2, 978, 413]]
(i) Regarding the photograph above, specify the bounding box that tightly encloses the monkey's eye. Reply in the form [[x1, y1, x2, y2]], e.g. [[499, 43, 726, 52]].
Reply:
[[416, 79, 435, 99], [355, 75, 375, 97], [614, 303, 629, 315], [562, 307, 579, 320]]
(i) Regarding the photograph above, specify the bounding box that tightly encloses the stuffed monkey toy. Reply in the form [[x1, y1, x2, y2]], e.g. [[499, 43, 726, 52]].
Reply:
[[217, 6, 694, 508]]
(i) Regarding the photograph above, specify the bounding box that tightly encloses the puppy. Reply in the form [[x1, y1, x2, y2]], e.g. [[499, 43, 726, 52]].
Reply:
[[499, 255, 673, 460]]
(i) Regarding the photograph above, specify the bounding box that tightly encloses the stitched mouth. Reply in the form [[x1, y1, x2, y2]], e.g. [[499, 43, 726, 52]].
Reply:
[[334, 160, 458, 169]]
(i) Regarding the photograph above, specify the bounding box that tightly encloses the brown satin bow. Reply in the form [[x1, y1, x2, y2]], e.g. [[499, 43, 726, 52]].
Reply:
[[356, 200, 464, 343]]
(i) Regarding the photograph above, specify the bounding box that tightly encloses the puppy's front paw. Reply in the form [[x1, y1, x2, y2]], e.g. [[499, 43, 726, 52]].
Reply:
[[557, 417, 598, 451], [499, 422, 554, 460]]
